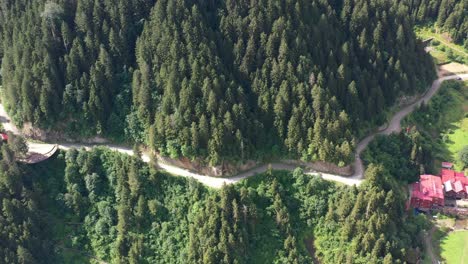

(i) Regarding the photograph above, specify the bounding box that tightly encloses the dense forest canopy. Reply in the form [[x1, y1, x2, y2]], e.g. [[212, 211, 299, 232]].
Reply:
[[0, 137, 53, 263], [0, 148, 426, 263], [0, 0, 435, 165]]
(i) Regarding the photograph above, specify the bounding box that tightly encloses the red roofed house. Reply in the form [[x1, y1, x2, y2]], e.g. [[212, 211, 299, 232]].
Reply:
[[441, 169, 468, 199], [0, 133, 8, 142], [409, 175, 445, 211]]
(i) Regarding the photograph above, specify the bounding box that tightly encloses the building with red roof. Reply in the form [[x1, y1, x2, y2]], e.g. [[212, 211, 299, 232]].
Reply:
[[409, 166, 468, 212], [441, 169, 467, 199], [409, 175, 444, 210]]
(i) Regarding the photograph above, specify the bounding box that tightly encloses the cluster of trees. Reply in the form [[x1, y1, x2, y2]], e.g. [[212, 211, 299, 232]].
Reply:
[[314, 164, 426, 263], [0, 0, 154, 139], [134, 0, 435, 165], [459, 146, 468, 171], [0, 0, 435, 165], [0, 137, 53, 263], [18, 147, 425, 263], [403, 0, 467, 47], [362, 130, 435, 183], [34, 148, 313, 263]]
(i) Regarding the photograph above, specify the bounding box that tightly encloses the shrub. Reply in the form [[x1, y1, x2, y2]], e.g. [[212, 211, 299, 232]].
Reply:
[[458, 146, 468, 169]]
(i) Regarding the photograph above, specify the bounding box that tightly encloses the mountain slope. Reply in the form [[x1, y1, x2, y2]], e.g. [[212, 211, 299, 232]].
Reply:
[[0, 0, 436, 165]]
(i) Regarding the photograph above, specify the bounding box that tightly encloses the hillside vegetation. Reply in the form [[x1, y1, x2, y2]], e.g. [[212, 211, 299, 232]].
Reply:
[[0, 148, 426, 263], [404, 81, 468, 171], [0, 0, 435, 166]]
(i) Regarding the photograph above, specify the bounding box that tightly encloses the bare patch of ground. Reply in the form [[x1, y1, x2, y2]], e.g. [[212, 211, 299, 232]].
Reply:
[[304, 237, 320, 264], [454, 219, 468, 230], [438, 63, 468, 77], [441, 32, 453, 43]]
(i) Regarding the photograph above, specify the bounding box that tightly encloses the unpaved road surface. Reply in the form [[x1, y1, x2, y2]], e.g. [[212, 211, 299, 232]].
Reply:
[[1, 74, 467, 188], [424, 227, 438, 264]]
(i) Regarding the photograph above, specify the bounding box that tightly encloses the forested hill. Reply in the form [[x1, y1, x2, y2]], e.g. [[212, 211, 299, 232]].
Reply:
[[0, 0, 435, 166], [0, 0, 155, 136]]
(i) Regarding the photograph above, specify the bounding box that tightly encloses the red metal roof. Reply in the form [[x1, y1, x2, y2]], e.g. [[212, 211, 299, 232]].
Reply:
[[441, 169, 455, 182], [412, 175, 444, 201], [441, 169, 467, 194], [454, 181, 464, 193], [0, 133, 8, 141]]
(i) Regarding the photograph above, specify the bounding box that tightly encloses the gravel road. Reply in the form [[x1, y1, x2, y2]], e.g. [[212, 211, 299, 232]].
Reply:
[[1, 73, 466, 188]]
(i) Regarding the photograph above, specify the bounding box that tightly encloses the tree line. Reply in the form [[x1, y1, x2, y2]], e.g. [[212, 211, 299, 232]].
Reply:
[[0, 0, 436, 166]]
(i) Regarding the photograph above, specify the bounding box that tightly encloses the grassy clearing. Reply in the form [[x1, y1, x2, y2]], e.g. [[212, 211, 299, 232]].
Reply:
[[430, 49, 449, 64], [447, 117, 468, 160], [415, 25, 468, 64], [442, 82, 468, 167], [440, 231, 468, 264]]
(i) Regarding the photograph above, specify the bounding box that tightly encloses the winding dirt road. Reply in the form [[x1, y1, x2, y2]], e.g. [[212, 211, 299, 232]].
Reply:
[[1, 74, 467, 188]]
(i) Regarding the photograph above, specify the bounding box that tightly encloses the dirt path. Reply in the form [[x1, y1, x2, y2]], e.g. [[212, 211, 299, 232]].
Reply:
[[0, 74, 467, 188], [424, 226, 439, 264], [304, 237, 320, 264]]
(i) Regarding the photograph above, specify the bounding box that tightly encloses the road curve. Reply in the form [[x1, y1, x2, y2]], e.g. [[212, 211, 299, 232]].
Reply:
[[0, 74, 467, 188], [351, 73, 468, 180]]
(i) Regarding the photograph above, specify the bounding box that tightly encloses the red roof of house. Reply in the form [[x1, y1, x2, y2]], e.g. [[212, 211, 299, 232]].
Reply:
[[454, 180, 464, 193], [441, 169, 467, 194], [0, 133, 8, 141], [441, 169, 455, 182], [412, 175, 444, 201]]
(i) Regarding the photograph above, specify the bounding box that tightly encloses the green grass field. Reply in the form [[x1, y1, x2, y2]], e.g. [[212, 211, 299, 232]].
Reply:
[[447, 117, 468, 161], [430, 49, 450, 64], [440, 231, 468, 264], [442, 82, 468, 170]]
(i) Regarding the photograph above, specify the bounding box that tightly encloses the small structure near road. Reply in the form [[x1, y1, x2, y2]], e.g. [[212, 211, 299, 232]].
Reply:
[[422, 37, 434, 47]]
